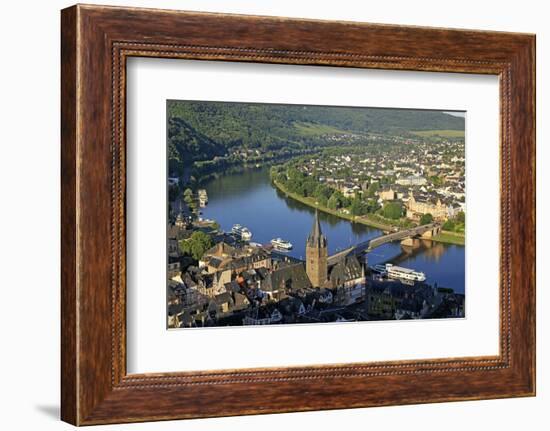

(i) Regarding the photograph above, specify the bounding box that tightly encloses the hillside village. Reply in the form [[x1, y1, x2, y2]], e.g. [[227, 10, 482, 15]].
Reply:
[[270, 136, 466, 230]]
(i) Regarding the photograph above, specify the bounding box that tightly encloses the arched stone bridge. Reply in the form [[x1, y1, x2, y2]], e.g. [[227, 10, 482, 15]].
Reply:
[[327, 223, 441, 264]]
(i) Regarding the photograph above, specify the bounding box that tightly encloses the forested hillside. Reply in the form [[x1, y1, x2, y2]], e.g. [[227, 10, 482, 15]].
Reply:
[[167, 100, 464, 177]]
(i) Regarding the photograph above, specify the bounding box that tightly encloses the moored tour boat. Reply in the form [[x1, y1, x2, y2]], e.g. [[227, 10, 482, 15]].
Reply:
[[197, 189, 208, 207], [270, 238, 293, 250], [371, 264, 388, 275], [232, 224, 253, 241], [385, 263, 426, 282]]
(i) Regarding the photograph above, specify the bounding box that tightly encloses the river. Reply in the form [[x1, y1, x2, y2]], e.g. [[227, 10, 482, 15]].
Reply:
[[200, 166, 465, 294]]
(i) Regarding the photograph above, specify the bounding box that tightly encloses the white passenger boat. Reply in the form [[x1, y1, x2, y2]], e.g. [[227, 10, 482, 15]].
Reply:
[[385, 263, 426, 282], [270, 238, 293, 250], [240, 228, 252, 241], [371, 264, 388, 275], [197, 189, 208, 207], [232, 224, 252, 241]]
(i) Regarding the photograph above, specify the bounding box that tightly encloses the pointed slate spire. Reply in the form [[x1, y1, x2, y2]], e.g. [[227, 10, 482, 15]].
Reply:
[[311, 209, 321, 239], [307, 210, 327, 248]]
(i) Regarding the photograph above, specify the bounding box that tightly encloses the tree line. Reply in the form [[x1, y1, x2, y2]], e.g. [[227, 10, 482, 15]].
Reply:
[[270, 163, 411, 221]]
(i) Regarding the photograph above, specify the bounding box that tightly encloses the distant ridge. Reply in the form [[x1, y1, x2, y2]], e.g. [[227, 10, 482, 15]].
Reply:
[[167, 100, 465, 173]]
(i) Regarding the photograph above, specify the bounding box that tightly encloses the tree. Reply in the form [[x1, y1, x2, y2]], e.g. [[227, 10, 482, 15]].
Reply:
[[180, 231, 213, 260], [381, 201, 403, 220], [420, 213, 434, 225], [302, 178, 317, 197], [366, 181, 380, 198], [456, 211, 466, 224], [275, 172, 287, 184], [350, 196, 367, 216], [365, 198, 380, 214], [313, 184, 332, 201], [183, 188, 194, 207], [442, 219, 455, 231], [284, 170, 305, 195], [327, 192, 340, 210]]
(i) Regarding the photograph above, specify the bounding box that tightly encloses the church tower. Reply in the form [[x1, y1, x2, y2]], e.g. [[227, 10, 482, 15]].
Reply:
[[306, 210, 328, 287]]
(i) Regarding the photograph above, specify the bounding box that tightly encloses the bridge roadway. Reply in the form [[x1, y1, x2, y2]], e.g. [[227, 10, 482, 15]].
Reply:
[[327, 222, 440, 265]]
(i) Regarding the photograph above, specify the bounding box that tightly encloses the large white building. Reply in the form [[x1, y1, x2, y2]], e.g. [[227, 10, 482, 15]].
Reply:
[[396, 175, 428, 186]]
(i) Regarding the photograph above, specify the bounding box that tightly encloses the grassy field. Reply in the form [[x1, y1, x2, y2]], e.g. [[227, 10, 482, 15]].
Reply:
[[410, 129, 465, 138], [294, 122, 350, 136], [431, 230, 465, 245]]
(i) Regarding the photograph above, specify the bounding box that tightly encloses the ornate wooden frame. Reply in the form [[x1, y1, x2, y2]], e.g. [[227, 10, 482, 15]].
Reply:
[[61, 4, 536, 426]]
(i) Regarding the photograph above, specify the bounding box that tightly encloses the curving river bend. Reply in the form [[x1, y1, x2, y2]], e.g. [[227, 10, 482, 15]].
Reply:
[[200, 166, 465, 294]]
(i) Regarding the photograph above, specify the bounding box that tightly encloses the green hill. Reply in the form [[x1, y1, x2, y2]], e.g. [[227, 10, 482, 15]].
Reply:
[[168, 117, 225, 175], [167, 100, 464, 175]]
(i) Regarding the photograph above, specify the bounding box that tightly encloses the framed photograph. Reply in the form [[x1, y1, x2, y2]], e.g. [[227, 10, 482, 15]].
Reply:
[[61, 4, 536, 425]]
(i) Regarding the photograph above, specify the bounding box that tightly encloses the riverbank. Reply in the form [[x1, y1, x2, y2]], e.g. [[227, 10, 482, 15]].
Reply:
[[431, 230, 465, 246], [272, 179, 395, 231], [194, 150, 320, 186], [272, 179, 465, 246]]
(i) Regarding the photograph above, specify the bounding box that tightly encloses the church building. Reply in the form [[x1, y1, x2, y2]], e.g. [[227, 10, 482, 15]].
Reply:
[[306, 210, 328, 288], [305, 210, 366, 299]]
